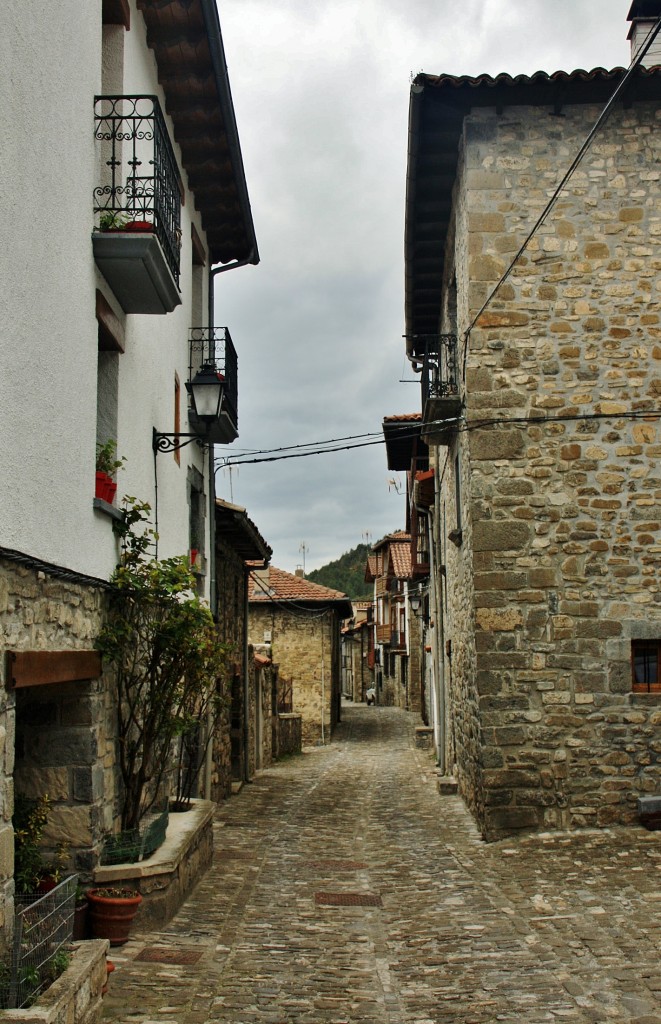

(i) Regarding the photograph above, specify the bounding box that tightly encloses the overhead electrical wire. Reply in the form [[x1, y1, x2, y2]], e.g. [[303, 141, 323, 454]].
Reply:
[[216, 21, 661, 478], [249, 567, 336, 619], [215, 407, 660, 471], [461, 14, 661, 379]]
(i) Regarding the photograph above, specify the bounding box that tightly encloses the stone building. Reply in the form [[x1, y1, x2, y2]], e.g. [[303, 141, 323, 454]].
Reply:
[[341, 602, 374, 703], [0, 0, 257, 943], [404, 3, 661, 839], [248, 568, 352, 745], [214, 499, 272, 798], [365, 532, 422, 710]]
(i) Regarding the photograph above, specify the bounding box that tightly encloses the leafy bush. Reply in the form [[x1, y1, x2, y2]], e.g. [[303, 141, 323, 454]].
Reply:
[[97, 499, 230, 830]]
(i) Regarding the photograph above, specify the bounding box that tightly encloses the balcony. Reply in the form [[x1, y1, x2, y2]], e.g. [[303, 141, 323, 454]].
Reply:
[[390, 629, 407, 652], [376, 624, 391, 645], [189, 328, 238, 444], [93, 96, 181, 314], [420, 334, 462, 445]]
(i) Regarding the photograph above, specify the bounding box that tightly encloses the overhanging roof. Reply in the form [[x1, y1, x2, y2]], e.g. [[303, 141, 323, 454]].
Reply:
[[215, 499, 271, 563], [382, 414, 427, 472], [137, 0, 259, 266], [405, 64, 661, 357]]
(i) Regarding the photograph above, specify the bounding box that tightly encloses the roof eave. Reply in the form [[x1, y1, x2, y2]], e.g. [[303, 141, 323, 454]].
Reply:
[[199, 0, 259, 266]]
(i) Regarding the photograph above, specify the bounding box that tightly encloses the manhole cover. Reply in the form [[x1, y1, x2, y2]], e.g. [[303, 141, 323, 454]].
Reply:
[[135, 947, 203, 965], [315, 892, 382, 907], [307, 860, 368, 870]]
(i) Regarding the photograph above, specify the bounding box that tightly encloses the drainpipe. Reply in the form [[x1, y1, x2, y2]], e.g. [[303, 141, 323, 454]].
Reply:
[[203, 429, 215, 801], [320, 615, 326, 745], [243, 564, 251, 782], [203, 257, 254, 801], [431, 444, 446, 773]]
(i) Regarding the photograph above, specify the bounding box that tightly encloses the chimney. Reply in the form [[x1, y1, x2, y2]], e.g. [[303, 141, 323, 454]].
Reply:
[[627, 1, 661, 65], [294, 565, 305, 578]]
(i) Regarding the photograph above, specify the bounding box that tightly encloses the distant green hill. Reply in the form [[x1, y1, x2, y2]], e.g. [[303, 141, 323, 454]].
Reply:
[[307, 543, 372, 601]]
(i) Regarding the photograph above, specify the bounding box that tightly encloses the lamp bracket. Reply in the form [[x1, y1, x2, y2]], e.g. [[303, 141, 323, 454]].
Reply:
[[152, 428, 209, 455]]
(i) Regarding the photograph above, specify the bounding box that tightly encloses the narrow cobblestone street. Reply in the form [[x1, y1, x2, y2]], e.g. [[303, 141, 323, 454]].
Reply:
[[103, 704, 661, 1024]]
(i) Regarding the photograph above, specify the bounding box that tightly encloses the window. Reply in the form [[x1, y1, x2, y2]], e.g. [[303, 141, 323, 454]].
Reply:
[[632, 640, 661, 693], [188, 467, 206, 594]]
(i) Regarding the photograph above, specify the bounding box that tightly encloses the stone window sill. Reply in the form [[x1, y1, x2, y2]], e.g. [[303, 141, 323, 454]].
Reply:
[[93, 497, 124, 523]]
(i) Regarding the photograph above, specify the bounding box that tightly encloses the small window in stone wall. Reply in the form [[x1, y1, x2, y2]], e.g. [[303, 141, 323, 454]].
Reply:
[[632, 640, 661, 693]]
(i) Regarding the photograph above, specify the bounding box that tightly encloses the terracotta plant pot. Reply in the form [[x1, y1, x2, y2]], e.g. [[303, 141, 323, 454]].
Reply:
[[102, 959, 115, 996], [73, 899, 89, 940], [87, 888, 143, 946]]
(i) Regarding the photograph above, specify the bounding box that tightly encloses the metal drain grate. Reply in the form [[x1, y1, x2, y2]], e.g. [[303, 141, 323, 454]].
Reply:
[[315, 892, 382, 907], [135, 947, 203, 965], [307, 860, 368, 870], [216, 851, 257, 861]]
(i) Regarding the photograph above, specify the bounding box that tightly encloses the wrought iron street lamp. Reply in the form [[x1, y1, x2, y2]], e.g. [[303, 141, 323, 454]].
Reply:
[[153, 363, 225, 454]]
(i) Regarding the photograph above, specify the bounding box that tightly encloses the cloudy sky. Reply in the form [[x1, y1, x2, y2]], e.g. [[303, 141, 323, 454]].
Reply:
[[214, 0, 631, 573]]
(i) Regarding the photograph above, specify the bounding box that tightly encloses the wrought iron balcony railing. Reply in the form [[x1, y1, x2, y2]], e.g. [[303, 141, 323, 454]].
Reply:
[[189, 328, 238, 442], [94, 95, 181, 285], [419, 334, 459, 409]]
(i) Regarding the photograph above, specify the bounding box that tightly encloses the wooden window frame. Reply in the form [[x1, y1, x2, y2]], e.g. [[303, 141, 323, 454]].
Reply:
[[632, 639, 661, 693]]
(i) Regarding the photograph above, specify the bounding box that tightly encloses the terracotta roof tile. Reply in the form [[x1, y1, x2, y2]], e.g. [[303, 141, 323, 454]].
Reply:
[[389, 543, 413, 580], [249, 566, 350, 605], [382, 413, 422, 423], [372, 530, 410, 551]]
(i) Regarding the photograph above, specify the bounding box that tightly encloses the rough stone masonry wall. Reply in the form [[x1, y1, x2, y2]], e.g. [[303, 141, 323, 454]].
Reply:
[[249, 605, 335, 745], [213, 540, 248, 798], [0, 558, 116, 949], [454, 100, 661, 839]]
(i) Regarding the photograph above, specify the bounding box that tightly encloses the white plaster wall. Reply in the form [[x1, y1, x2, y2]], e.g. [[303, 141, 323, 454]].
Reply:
[[1, 1, 212, 596], [0, 2, 101, 571]]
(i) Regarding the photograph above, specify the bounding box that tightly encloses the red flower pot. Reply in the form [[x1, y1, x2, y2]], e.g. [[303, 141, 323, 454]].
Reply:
[[95, 471, 117, 504], [124, 220, 153, 232], [102, 959, 115, 996], [87, 888, 143, 946]]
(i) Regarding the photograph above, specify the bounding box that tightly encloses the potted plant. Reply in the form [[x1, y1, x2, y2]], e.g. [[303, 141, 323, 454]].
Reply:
[[98, 210, 153, 232], [98, 210, 129, 231], [124, 217, 153, 232], [95, 439, 125, 504], [86, 886, 143, 946]]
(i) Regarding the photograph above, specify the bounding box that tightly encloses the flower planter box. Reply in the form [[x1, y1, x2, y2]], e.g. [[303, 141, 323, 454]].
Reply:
[[92, 800, 214, 929], [0, 939, 109, 1024]]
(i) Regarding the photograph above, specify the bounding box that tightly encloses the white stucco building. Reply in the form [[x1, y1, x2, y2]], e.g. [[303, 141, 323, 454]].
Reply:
[[0, 0, 258, 949]]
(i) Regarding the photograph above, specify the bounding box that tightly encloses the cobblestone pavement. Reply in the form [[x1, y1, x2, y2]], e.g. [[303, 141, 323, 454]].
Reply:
[[102, 704, 661, 1024]]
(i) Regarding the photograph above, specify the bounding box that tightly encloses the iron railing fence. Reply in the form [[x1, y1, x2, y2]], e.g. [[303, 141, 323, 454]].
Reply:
[[94, 95, 181, 283], [189, 327, 238, 425], [418, 334, 459, 409], [3, 874, 77, 1009]]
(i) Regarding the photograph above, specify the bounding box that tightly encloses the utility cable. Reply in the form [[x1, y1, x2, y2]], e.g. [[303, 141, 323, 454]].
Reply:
[[461, 15, 661, 379], [216, 407, 660, 470], [249, 568, 337, 618]]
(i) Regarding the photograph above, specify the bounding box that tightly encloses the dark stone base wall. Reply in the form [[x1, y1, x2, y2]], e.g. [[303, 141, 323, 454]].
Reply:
[[0, 557, 116, 947]]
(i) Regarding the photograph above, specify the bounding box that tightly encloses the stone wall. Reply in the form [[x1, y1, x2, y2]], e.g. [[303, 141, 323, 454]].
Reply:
[[275, 713, 302, 757], [0, 938, 110, 1024], [0, 557, 116, 950], [248, 606, 341, 745], [439, 100, 661, 839]]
